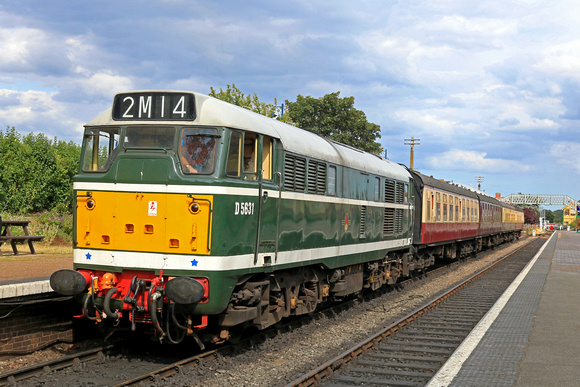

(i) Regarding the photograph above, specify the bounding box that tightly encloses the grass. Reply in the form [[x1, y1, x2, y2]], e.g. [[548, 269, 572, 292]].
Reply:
[[0, 242, 72, 260], [1, 209, 74, 258]]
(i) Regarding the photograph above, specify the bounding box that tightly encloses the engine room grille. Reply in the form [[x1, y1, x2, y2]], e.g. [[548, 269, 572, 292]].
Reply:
[[384, 208, 404, 235], [307, 160, 327, 195], [384, 180, 395, 203], [284, 155, 306, 192], [395, 209, 404, 234], [383, 208, 394, 235], [359, 205, 367, 239], [396, 182, 405, 204]]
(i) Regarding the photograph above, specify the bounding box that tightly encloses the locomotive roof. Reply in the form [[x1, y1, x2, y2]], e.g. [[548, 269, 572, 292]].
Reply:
[[87, 90, 411, 182]]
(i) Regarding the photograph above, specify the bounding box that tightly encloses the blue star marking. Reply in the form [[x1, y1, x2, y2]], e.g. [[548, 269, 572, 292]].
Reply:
[[191, 259, 198, 267], [86, 252, 92, 260]]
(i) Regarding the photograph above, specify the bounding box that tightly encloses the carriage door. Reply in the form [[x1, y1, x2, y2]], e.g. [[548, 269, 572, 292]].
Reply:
[[251, 135, 279, 266]]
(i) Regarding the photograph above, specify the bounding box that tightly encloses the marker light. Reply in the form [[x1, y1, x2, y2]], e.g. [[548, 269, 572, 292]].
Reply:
[[189, 203, 200, 214]]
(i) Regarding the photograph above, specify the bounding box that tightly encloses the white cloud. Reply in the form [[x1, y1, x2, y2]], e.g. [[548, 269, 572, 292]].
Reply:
[[534, 40, 580, 82], [395, 108, 458, 135], [0, 89, 83, 138], [550, 142, 580, 174], [0, 27, 55, 71], [73, 68, 134, 99], [428, 149, 532, 173]]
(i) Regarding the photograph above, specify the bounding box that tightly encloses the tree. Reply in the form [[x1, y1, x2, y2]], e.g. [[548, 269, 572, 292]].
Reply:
[[284, 92, 383, 154], [553, 209, 563, 224], [209, 84, 279, 117], [209, 86, 383, 154], [523, 207, 539, 224], [0, 127, 81, 214]]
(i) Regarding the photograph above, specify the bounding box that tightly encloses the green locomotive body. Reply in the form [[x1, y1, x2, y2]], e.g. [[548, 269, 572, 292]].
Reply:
[[51, 91, 415, 345]]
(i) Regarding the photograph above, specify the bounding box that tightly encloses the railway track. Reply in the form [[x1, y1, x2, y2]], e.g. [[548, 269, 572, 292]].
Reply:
[[287, 237, 544, 386], [0, 345, 118, 386], [0, 238, 540, 386]]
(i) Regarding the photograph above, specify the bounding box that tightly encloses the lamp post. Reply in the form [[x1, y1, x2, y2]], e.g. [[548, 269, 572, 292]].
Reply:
[[404, 137, 420, 170]]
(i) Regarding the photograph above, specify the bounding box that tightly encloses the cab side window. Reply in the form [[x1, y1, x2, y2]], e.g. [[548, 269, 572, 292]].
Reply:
[[227, 131, 275, 181], [226, 132, 242, 177], [262, 136, 273, 180], [243, 133, 258, 179]]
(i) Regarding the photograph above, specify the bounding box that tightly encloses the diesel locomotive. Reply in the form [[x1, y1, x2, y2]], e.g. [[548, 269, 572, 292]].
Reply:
[[50, 90, 523, 346]]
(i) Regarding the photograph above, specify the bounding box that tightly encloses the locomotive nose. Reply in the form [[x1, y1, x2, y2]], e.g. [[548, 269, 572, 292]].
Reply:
[[50, 269, 90, 295], [165, 277, 205, 304]]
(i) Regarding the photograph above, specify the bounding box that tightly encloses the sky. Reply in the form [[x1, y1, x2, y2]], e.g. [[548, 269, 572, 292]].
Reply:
[[0, 0, 579, 203]]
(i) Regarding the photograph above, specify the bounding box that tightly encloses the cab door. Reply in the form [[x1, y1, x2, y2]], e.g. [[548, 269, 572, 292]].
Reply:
[[226, 131, 280, 267], [255, 136, 280, 267]]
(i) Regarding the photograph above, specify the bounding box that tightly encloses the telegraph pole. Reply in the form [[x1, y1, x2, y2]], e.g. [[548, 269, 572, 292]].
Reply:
[[475, 175, 484, 190], [404, 137, 420, 170]]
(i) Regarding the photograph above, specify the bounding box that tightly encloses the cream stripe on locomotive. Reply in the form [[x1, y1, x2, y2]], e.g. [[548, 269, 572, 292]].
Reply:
[[73, 182, 412, 209], [74, 237, 412, 272]]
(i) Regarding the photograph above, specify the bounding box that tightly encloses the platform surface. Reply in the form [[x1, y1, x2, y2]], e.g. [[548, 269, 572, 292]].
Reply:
[[428, 231, 580, 386], [0, 254, 71, 298]]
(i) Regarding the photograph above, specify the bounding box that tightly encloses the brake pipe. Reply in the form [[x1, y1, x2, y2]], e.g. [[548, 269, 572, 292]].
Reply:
[[150, 291, 166, 341], [82, 292, 98, 321], [103, 287, 121, 321]]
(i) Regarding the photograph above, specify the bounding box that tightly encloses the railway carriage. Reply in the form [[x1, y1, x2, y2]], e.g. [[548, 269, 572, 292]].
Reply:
[[500, 202, 525, 235], [409, 171, 480, 260], [51, 90, 416, 345], [478, 194, 504, 248], [409, 170, 523, 261]]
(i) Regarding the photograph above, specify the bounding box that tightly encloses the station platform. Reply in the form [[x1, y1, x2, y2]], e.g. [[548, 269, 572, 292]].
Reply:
[[0, 254, 71, 299], [428, 230, 580, 386]]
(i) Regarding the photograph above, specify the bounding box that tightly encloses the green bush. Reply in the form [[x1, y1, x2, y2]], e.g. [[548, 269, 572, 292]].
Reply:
[[1, 209, 74, 244], [0, 126, 80, 214], [32, 209, 74, 243]]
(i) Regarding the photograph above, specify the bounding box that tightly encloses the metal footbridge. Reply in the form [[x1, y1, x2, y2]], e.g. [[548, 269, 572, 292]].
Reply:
[[501, 194, 578, 207]]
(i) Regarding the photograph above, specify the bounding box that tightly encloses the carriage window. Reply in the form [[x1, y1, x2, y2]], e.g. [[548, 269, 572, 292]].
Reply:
[[426, 191, 432, 221], [179, 128, 219, 174], [374, 178, 380, 201], [82, 127, 121, 172], [226, 132, 242, 177]]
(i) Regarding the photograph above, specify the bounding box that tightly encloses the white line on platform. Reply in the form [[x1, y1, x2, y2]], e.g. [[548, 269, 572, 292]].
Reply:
[[426, 233, 556, 386]]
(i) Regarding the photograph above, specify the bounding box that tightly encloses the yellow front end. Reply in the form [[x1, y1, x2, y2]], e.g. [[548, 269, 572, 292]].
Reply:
[[76, 190, 212, 255]]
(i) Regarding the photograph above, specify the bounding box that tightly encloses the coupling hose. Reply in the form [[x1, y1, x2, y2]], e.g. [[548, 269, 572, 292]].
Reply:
[[150, 291, 166, 339], [103, 287, 121, 320]]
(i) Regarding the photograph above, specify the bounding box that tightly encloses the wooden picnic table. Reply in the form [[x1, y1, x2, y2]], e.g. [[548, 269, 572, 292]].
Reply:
[[0, 220, 44, 255]]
